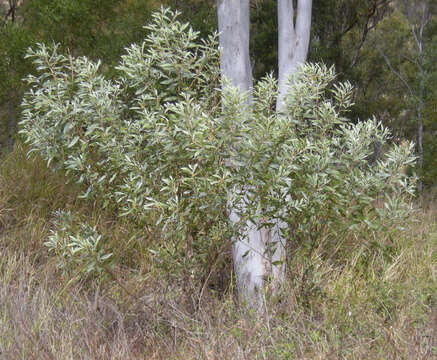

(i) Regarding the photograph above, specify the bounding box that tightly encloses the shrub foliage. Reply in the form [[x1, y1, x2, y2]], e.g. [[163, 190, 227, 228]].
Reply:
[[19, 8, 416, 277]]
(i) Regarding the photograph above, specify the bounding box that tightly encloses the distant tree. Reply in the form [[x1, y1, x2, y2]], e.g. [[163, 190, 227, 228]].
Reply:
[[373, 0, 437, 189], [311, 0, 392, 69]]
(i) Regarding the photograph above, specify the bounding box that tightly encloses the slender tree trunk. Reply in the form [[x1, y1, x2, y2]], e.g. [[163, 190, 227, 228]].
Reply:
[[270, 0, 313, 289], [218, 0, 266, 309], [413, 1, 429, 191], [217, 0, 252, 94], [417, 63, 424, 192], [217, 0, 313, 309], [277, 0, 312, 109]]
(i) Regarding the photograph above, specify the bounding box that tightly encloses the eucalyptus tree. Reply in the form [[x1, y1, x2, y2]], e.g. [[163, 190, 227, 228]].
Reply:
[[217, 0, 262, 305], [217, 0, 313, 307], [375, 0, 436, 189], [277, 0, 312, 108]]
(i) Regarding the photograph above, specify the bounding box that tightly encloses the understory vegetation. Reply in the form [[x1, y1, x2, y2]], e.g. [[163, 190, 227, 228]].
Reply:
[[0, 143, 435, 359], [0, 8, 436, 360]]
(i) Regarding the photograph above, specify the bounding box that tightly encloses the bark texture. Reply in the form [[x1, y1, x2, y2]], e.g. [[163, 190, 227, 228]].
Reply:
[[217, 0, 252, 94], [218, 0, 313, 309], [218, 0, 266, 309], [277, 0, 312, 109], [270, 0, 313, 289]]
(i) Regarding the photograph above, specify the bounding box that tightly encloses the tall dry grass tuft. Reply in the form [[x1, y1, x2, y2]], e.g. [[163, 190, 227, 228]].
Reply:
[[0, 145, 436, 359], [0, 142, 81, 255]]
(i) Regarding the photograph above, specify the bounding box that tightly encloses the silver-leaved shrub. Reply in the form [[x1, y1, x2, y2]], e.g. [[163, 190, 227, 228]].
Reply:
[[20, 8, 416, 277]]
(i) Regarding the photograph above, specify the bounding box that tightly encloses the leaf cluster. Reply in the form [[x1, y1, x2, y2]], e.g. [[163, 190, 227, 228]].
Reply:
[[46, 210, 112, 277], [227, 64, 416, 248]]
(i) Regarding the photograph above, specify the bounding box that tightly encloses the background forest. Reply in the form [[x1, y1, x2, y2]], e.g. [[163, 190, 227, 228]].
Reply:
[[0, 1, 436, 359]]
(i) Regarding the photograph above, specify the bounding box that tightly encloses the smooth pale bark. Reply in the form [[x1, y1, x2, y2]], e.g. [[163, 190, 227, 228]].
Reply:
[[217, 0, 252, 94], [218, 0, 313, 309], [218, 0, 266, 309], [277, 0, 313, 109], [270, 0, 313, 288]]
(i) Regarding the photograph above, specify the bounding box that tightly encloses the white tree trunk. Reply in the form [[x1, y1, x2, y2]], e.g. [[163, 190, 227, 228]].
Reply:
[[277, 0, 313, 109], [218, 0, 313, 309], [268, 0, 313, 290], [218, 0, 266, 309], [217, 0, 252, 94]]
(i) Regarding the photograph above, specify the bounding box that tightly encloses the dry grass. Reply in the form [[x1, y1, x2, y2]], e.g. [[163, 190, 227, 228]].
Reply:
[[0, 144, 436, 359]]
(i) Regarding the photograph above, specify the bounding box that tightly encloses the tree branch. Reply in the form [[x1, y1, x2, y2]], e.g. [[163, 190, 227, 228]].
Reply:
[[377, 46, 415, 98], [3, 3, 16, 23]]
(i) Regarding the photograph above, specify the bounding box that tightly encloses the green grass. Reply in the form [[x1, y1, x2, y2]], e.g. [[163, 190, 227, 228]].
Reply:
[[0, 144, 436, 359]]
